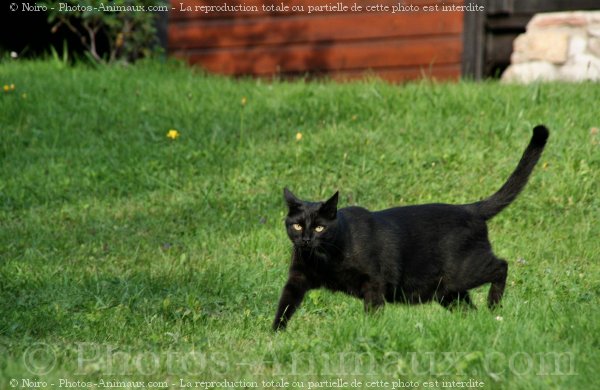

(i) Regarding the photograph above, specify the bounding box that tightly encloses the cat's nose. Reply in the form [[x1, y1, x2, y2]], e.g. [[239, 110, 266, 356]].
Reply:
[[302, 238, 311, 246]]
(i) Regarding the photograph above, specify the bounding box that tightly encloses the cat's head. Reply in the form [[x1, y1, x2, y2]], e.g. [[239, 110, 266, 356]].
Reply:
[[283, 188, 339, 250]]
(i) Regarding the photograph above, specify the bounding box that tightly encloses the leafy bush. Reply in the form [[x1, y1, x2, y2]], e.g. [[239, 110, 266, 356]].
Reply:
[[43, 0, 165, 64]]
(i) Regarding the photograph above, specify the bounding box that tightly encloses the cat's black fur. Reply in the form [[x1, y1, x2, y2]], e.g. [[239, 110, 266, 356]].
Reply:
[[273, 126, 549, 331]]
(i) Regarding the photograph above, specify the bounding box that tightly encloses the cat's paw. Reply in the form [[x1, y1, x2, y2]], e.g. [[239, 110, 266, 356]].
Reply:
[[272, 320, 287, 332]]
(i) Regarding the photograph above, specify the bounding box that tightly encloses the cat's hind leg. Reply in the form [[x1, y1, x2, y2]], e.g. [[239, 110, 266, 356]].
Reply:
[[486, 257, 508, 309], [449, 251, 508, 310]]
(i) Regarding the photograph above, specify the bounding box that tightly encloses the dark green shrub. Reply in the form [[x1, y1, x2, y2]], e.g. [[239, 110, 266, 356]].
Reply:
[[43, 0, 166, 64]]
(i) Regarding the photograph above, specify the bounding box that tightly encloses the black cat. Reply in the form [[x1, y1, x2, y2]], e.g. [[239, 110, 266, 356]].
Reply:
[[272, 125, 549, 331]]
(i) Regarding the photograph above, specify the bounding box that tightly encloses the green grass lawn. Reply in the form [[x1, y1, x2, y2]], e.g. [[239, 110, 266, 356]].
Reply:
[[0, 59, 598, 389]]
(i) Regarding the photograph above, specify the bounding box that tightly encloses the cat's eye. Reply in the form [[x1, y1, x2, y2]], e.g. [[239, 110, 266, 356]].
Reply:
[[292, 223, 303, 231], [314, 226, 325, 233]]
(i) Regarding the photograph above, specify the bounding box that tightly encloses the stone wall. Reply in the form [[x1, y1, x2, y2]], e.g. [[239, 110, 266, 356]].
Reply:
[[502, 11, 600, 83]]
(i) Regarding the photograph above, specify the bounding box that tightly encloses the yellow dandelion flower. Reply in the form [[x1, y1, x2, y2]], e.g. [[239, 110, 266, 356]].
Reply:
[[166, 129, 180, 139], [296, 132, 303, 141], [3, 85, 9, 92], [241, 96, 247, 106]]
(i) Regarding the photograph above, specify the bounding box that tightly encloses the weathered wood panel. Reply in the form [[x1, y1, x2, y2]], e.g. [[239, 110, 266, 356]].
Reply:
[[168, 0, 466, 82], [169, 12, 464, 49], [173, 37, 462, 74]]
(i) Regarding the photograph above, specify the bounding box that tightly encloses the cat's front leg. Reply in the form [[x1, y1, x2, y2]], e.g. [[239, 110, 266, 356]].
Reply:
[[362, 280, 385, 313], [272, 271, 309, 331]]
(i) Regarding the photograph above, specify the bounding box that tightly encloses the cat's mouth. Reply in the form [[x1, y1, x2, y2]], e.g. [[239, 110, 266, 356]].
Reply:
[[296, 237, 311, 247], [300, 242, 328, 256], [296, 240, 316, 250]]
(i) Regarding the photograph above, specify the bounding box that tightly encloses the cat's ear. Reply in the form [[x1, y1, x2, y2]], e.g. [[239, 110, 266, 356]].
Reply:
[[320, 191, 339, 219], [283, 187, 302, 212]]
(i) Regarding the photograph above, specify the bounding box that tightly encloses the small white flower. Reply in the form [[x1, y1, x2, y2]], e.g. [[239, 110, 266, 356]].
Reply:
[[10, 51, 18, 59], [495, 316, 503, 321]]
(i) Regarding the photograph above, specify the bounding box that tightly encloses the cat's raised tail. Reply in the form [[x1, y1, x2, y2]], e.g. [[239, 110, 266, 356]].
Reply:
[[469, 125, 549, 220]]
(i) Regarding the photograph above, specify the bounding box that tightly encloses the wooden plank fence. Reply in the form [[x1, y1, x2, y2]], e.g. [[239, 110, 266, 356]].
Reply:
[[168, 0, 465, 82]]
